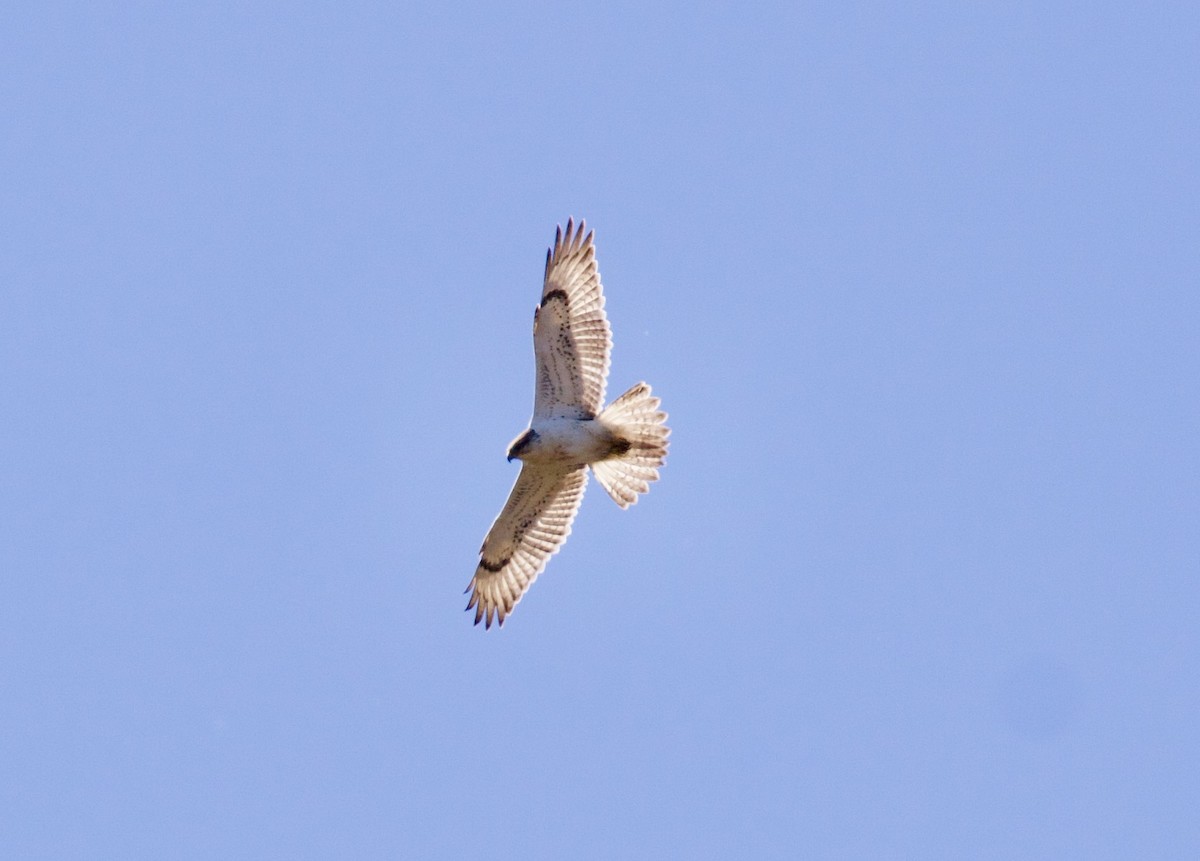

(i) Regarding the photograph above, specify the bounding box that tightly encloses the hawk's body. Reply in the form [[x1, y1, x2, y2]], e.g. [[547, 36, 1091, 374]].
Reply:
[[466, 219, 669, 628]]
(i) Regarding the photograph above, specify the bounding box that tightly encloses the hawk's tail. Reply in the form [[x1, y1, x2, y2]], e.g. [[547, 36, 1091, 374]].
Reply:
[[593, 382, 670, 509]]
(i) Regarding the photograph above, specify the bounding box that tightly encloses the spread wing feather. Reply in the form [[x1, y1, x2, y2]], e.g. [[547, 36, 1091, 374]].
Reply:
[[466, 464, 589, 628], [533, 218, 612, 419]]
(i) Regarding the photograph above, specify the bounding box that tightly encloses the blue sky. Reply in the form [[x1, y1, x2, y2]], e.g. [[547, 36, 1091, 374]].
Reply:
[[3, 2, 1197, 858]]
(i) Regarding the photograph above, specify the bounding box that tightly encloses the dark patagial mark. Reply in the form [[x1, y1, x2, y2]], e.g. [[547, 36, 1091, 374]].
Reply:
[[541, 289, 569, 307], [478, 556, 507, 573]]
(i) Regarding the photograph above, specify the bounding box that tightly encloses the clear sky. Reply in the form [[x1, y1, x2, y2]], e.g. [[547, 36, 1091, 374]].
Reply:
[[3, 2, 1197, 858]]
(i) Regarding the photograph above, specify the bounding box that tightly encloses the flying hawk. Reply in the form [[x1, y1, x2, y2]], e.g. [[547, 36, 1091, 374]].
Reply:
[[466, 219, 670, 628]]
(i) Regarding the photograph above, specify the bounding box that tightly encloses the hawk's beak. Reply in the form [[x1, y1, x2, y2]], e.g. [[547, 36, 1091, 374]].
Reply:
[[507, 454, 515, 463]]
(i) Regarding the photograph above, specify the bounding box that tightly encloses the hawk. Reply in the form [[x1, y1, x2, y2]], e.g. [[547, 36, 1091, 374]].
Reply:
[[465, 218, 670, 628]]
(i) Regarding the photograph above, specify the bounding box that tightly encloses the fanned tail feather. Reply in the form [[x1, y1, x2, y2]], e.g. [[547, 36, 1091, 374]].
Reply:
[[592, 382, 670, 509]]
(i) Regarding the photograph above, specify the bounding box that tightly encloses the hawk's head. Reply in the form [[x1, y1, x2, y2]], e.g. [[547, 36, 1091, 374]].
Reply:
[[506, 429, 538, 462]]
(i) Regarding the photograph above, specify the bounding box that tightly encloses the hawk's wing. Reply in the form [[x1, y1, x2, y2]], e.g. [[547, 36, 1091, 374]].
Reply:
[[532, 218, 612, 420], [466, 464, 589, 628]]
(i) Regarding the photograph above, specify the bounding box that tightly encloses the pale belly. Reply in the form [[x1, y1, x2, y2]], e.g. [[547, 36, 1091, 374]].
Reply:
[[521, 418, 620, 466]]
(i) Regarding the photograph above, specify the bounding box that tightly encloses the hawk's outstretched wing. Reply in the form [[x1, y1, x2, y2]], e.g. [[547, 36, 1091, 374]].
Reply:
[[466, 464, 589, 628], [533, 218, 612, 420]]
